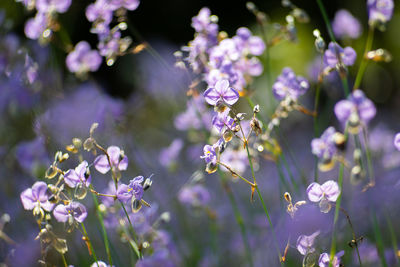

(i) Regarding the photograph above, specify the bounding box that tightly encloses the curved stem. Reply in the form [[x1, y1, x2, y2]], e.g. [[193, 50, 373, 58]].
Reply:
[[81, 222, 99, 266]]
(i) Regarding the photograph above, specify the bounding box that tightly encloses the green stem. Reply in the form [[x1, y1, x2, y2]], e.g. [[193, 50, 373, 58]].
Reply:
[[362, 127, 375, 187], [279, 153, 299, 194], [316, 0, 336, 43], [371, 211, 388, 267], [61, 253, 68, 267], [328, 162, 344, 267], [218, 171, 253, 267], [354, 27, 375, 90], [90, 186, 113, 265], [313, 79, 322, 182], [385, 211, 400, 266], [81, 222, 99, 266], [120, 202, 141, 259]]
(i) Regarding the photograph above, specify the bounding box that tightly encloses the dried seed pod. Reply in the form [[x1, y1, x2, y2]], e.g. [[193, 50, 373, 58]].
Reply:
[[333, 132, 346, 151], [250, 117, 263, 136], [45, 166, 58, 179], [205, 162, 218, 174]]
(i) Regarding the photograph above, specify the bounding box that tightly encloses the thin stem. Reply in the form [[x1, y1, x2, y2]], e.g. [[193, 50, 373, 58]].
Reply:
[[316, 0, 336, 43], [90, 186, 113, 265], [354, 27, 375, 90], [217, 161, 255, 187], [120, 202, 142, 259], [218, 170, 253, 267], [385, 211, 400, 266], [61, 253, 68, 267], [362, 127, 375, 188], [279, 153, 299, 194], [81, 222, 99, 266], [313, 60, 323, 182], [371, 211, 388, 267]]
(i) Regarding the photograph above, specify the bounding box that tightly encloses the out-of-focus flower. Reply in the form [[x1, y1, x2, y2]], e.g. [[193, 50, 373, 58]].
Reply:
[[233, 27, 265, 56], [272, 67, 309, 101], [53, 202, 87, 223], [334, 89, 376, 133], [159, 139, 183, 167], [219, 147, 248, 174], [368, 0, 394, 26], [212, 109, 236, 133], [94, 146, 128, 174], [35, 0, 72, 13], [63, 161, 91, 188], [324, 42, 356, 68], [110, 0, 140, 10], [394, 133, 400, 151], [66, 41, 102, 74], [318, 251, 344, 267], [20, 181, 54, 212], [16, 137, 50, 174], [311, 127, 337, 159], [296, 230, 320, 255], [307, 180, 340, 213], [90, 261, 112, 267], [174, 96, 213, 131], [178, 184, 210, 207], [204, 79, 239, 109], [24, 13, 47, 40], [332, 10, 362, 39]]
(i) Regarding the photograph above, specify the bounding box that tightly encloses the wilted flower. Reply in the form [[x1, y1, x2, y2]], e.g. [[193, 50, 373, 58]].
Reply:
[[318, 251, 344, 267], [272, 67, 309, 101], [296, 230, 320, 255], [334, 89, 376, 133], [94, 146, 128, 174], [307, 180, 340, 213], [63, 161, 91, 188], [324, 42, 356, 68], [20, 182, 54, 216], [66, 41, 102, 74], [204, 79, 239, 111], [368, 0, 394, 26], [53, 202, 88, 223], [332, 9, 362, 39]]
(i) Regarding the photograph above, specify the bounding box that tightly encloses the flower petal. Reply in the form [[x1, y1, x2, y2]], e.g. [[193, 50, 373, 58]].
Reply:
[[307, 182, 323, 202], [64, 169, 80, 188], [53, 204, 69, 222], [94, 155, 111, 174], [222, 87, 239, 105], [321, 180, 340, 202], [203, 88, 220, 106], [20, 188, 35, 210]]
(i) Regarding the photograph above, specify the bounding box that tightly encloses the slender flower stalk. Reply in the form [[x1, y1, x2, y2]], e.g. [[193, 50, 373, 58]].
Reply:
[[81, 223, 99, 266], [371, 211, 388, 267], [353, 27, 375, 90], [61, 253, 68, 267]]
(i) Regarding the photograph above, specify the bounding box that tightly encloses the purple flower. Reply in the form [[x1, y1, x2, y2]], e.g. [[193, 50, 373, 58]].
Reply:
[[159, 139, 184, 167], [219, 147, 248, 174], [296, 230, 320, 255], [272, 67, 309, 101], [53, 202, 87, 223], [110, 0, 140, 10], [191, 7, 218, 36], [212, 110, 235, 133], [204, 79, 239, 108], [395, 133, 400, 151], [24, 13, 47, 40], [233, 27, 265, 56], [63, 161, 91, 188], [332, 10, 362, 39], [20, 181, 54, 212], [324, 42, 357, 68], [66, 41, 102, 73], [15, 136, 50, 174], [90, 261, 111, 267], [311, 127, 337, 159], [178, 184, 211, 207], [174, 97, 213, 131], [200, 144, 217, 165], [85, 0, 113, 24], [307, 180, 340, 203], [318, 251, 344, 267], [116, 176, 144, 203], [368, 0, 394, 25], [36, 0, 72, 13], [94, 146, 128, 174], [334, 89, 376, 130]]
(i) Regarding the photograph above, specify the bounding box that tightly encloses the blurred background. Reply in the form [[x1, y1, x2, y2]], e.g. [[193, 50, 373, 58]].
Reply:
[[0, 0, 399, 266]]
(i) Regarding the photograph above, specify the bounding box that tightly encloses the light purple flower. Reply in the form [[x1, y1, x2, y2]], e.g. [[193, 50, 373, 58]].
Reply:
[[212, 109, 235, 133], [24, 13, 47, 40], [204, 79, 239, 107], [178, 184, 211, 207], [94, 146, 128, 174], [116, 176, 144, 203], [20, 181, 54, 212], [324, 42, 356, 68], [272, 67, 309, 101], [63, 161, 91, 188], [36, 0, 72, 13], [332, 9, 362, 39], [53, 202, 87, 223], [159, 139, 184, 167], [233, 27, 265, 56], [296, 230, 320, 255], [394, 133, 400, 151], [318, 251, 344, 267], [307, 180, 340, 203], [85, 0, 114, 24], [191, 7, 218, 35], [368, 0, 394, 25], [219, 147, 248, 174], [66, 41, 102, 73], [311, 127, 337, 159], [110, 0, 140, 10], [334, 89, 376, 127], [200, 144, 217, 165]]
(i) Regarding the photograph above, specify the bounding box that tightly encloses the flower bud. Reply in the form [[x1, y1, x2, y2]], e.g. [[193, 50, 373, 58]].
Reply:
[[253, 104, 260, 113], [131, 198, 142, 213], [143, 178, 153, 191], [223, 129, 234, 142], [74, 183, 87, 200]]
